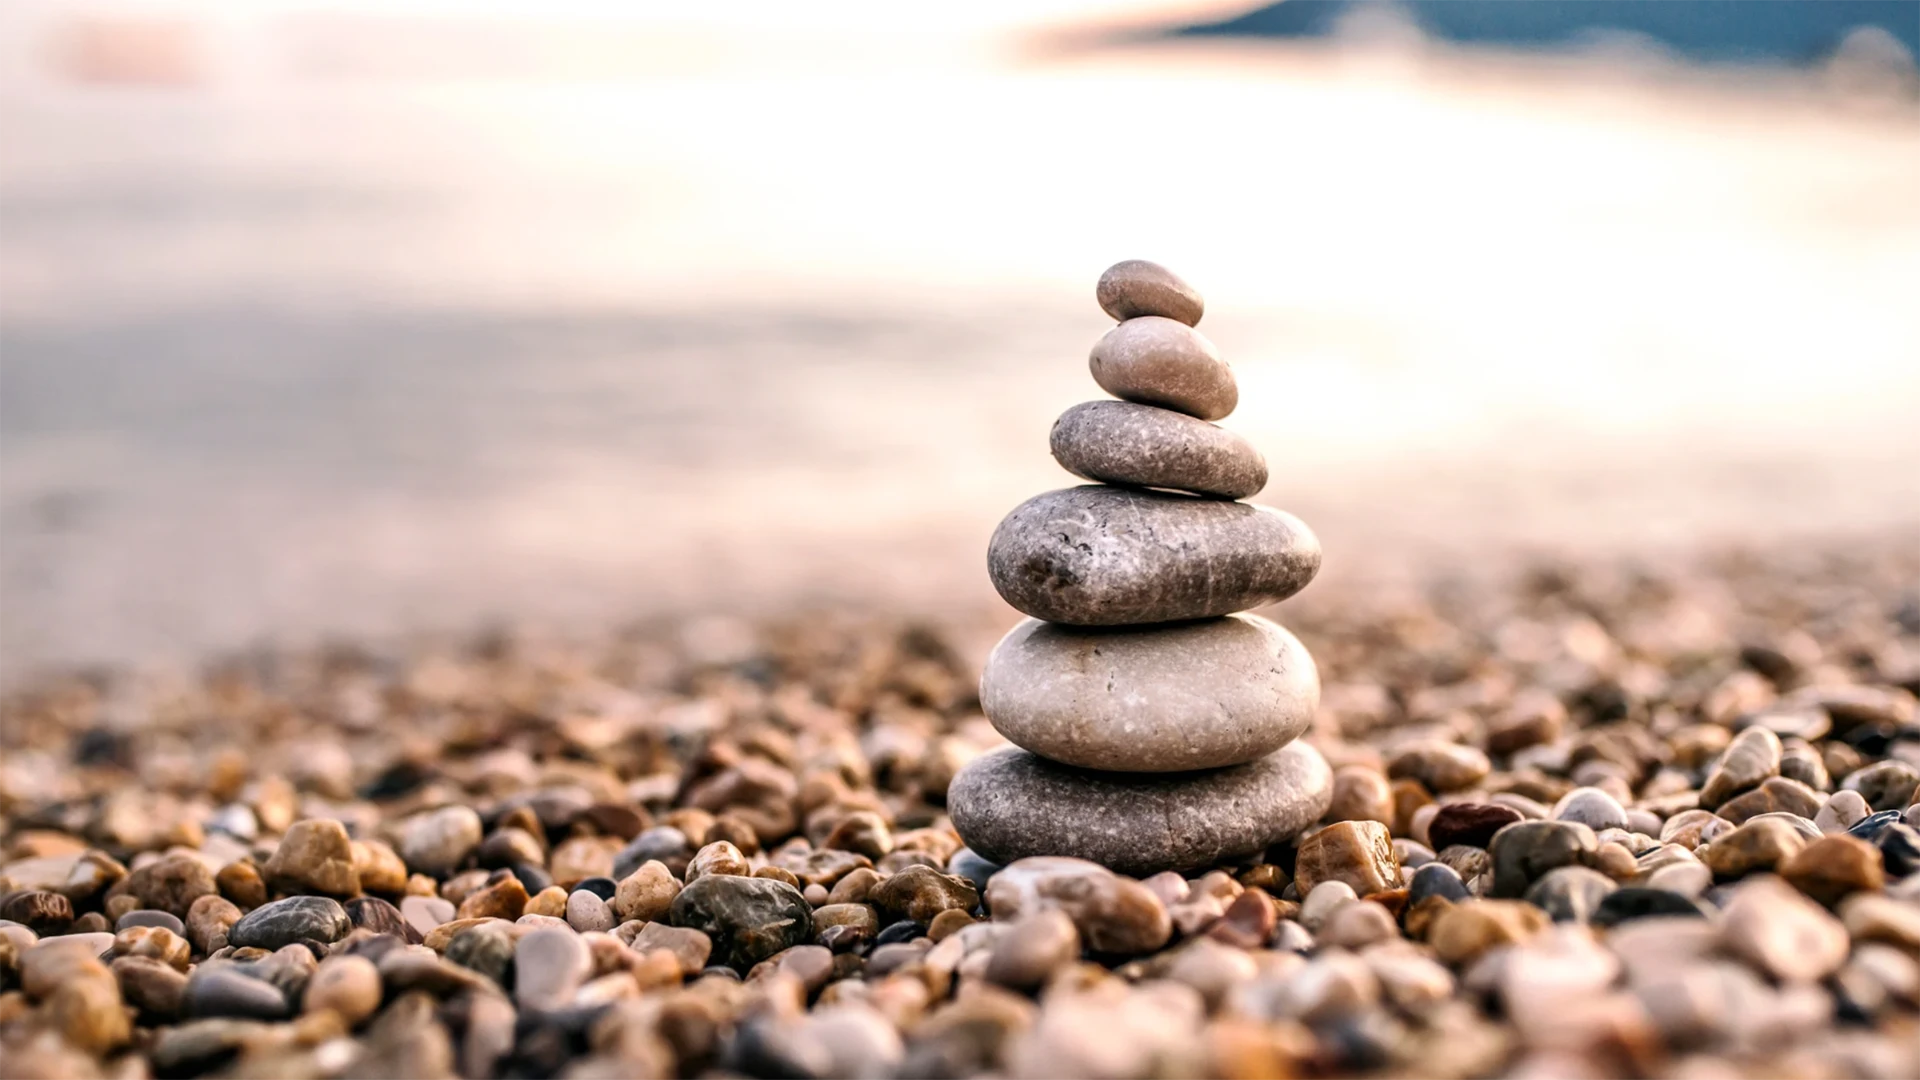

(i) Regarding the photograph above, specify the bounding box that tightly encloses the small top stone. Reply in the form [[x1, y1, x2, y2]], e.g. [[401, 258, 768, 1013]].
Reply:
[[1096, 260, 1203, 326]]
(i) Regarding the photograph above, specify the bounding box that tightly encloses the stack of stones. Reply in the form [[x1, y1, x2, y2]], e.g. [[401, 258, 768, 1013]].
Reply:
[[949, 260, 1335, 877]]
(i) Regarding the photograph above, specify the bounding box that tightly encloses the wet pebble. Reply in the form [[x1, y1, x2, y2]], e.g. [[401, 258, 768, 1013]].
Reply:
[[227, 895, 350, 950]]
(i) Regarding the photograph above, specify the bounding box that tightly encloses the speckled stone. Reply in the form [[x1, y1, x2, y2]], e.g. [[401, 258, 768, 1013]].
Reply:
[[1089, 317, 1235, 420], [1293, 821, 1399, 897], [1096, 259, 1204, 326], [1049, 400, 1266, 499], [949, 741, 1332, 877], [986, 486, 1320, 627], [226, 896, 349, 950], [980, 614, 1318, 772]]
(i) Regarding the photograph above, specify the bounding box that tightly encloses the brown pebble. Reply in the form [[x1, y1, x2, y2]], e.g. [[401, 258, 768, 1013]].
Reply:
[[1701, 817, 1808, 880], [611, 860, 680, 923], [115, 855, 217, 920], [1428, 900, 1548, 966], [112, 955, 187, 1019], [1427, 803, 1524, 851], [870, 865, 979, 925], [216, 861, 268, 909], [264, 819, 360, 897], [1388, 742, 1492, 793], [1325, 766, 1395, 826], [927, 908, 975, 942], [524, 885, 569, 919], [1206, 889, 1277, 949], [1089, 317, 1236, 421], [112, 925, 190, 971], [0, 890, 72, 934], [186, 894, 243, 954], [985, 909, 1080, 991], [1779, 835, 1885, 907], [1294, 821, 1399, 897], [686, 841, 751, 884], [1096, 259, 1204, 326], [456, 876, 530, 921]]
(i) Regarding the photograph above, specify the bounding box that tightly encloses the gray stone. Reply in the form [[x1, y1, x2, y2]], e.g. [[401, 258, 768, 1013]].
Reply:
[[1089, 316, 1234, 420], [1551, 788, 1630, 832], [1096, 259, 1203, 326], [1488, 821, 1599, 899], [668, 874, 814, 970], [986, 486, 1319, 626], [1048, 400, 1265, 499], [397, 806, 483, 878], [949, 741, 1332, 877], [184, 967, 292, 1020], [226, 896, 349, 951], [514, 927, 590, 1010], [980, 613, 1317, 772], [1523, 865, 1618, 922]]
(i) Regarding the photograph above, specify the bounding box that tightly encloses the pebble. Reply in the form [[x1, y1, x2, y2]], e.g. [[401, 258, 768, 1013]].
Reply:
[[1088, 316, 1236, 420], [345, 896, 415, 941], [1407, 862, 1471, 907], [113, 955, 187, 1019], [1488, 820, 1598, 899], [1700, 817, 1808, 880], [669, 873, 814, 969], [1779, 835, 1885, 907], [1298, 880, 1359, 932], [227, 895, 350, 950], [1840, 893, 1920, 950], [304, 955, 382, 1025], [117, 855, 217, 920], [950, 741, 1331, 876], [1326, 765, 1395, 825], [1552, 788, 1630, 832], [565, 889, 615, 933], [979, 613, 1317, 772], [871, 864, 979, 925], [117, 908, 187, 935], [184, 967, 292, 1020], [611, 859, 682, 923], [985, 485, 1319, 626], [263, 818, 359, 896], [1294, 820, 1399, 897], [1320, 899, 1398, 949], [1720, 875, 1850, 982], [1843, 760, 1920, 812], [1427, 803, 1524, 851], [1592, 887, 1706, 928], [514, 926, 591, 1010], [1, 890, 71, 933], [685, 840, 751, 883], [1816, 790, 1873, 833], [624, 921, 714, 974], [400, 894, 456, 936], [984, 857, 1172, 955], [613, 826, 694, 881], [1524, 865, 1618, 923], [1387, 742, 1492, 793], [1717, 776, 1824, 824], [1048, 400, 1266, 499], [1428, 900, 1549, 966], [1095, 259, 1204, 326], [1698, 727, 1781, 809], [984, 909, 1080, 990]]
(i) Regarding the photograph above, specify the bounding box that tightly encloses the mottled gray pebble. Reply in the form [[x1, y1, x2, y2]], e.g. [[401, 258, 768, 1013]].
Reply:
[[226, 896, 349, 951], [1049, 400, 1265, 499], [986, 486, 1319, 626], [184, 967, 291, 1020], [1096, 259, 1204, 326]]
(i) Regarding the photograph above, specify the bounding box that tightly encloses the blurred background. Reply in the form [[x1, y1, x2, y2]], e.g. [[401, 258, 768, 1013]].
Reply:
[[2, 0, 1918, 680]]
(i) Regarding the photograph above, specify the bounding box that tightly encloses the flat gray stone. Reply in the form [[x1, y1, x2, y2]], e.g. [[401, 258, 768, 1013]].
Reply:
[[1089, 317, 1236, 421], [1096, 259, 1203, 326], [987, 486, 1319, 626], [948, 741, 1332, 877], [981, 613, 1318, 772], [1049, 400, 1266, 499]]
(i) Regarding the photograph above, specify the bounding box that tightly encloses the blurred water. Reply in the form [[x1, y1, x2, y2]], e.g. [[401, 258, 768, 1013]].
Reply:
[[3, 27, 1918, 678]]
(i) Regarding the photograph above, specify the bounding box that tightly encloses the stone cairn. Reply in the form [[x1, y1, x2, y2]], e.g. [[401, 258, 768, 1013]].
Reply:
[[948, 260, 1336, 877]]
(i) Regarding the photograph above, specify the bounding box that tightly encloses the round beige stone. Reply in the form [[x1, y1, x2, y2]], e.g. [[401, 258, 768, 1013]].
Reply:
[[1096, 260, 1204, 326], [1049, 400, 1266, 499], [1089, 317, 1236, 421], [987, 485, 1320, 626], [981, 614, 1318, 772]]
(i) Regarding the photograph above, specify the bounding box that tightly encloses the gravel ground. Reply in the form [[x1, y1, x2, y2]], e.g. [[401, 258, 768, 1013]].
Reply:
[[2, 536, 1918, 1078]]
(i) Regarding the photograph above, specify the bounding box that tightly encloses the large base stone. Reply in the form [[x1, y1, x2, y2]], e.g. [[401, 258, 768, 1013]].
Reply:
[[981, 613, 1319, 772], [948, 741, 1333, 877]]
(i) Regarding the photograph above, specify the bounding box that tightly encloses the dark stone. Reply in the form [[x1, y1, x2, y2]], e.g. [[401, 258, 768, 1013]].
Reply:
[[946, 849, 1001, 895], [949, 741, 1333, 877], [1590, 887, 1708, 928], [511, 863, 554, 895], [1487, 820, 1598, 899], [1874, 823, 1920, 877], [574, 877, 618, 901], [873, 920, 926, 946], [1407, 863, 1470, 907], [1427, 803, 1524, 851], [227, 896, 350, 951], [669, 874, 814, 970], [346, 896, 422, 944], [446, 924, 516, 986], [614, 827, 694, 880], [986, 486, 1320, 626], [1848, 810, 1905, 843], [1523, 865, 1618, 922]]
